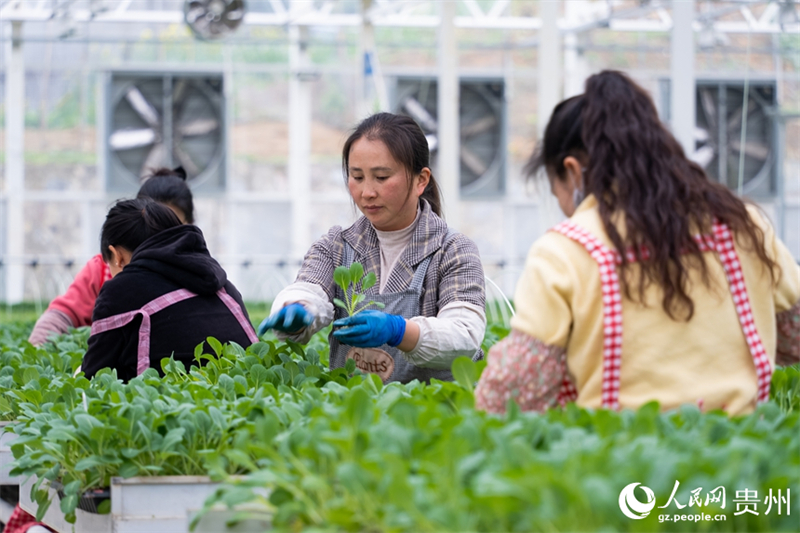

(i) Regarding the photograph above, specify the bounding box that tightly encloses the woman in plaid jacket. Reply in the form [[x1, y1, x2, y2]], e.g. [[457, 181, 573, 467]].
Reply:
[[260, 113, 486, 384]]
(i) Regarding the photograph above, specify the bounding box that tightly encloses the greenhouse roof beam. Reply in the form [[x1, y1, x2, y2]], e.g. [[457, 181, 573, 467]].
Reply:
[[0, 0, 797, 34]]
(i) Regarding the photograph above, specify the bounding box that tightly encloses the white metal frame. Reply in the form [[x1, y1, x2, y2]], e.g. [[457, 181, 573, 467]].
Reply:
[[1, 0, 798, 33], [2, 0, 798, 303]]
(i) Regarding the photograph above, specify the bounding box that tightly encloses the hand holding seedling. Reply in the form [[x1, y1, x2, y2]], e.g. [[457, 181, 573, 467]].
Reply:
[[333, 309, 406, 347], [331, 262, 405, 347]]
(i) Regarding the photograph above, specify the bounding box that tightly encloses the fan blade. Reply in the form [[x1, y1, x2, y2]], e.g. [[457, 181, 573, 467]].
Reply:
[[461, 115, 497, 138], [691, 145, 716, 168], [698, 88, 717, 131], [109, 128, 157, 150], [726, 99, 757, 133], [225, 8, 244, 21], [460, 146, 488, 176], [425, 134, 439, 152], [125, 86, 161, 128], [172, 79, 188, 105], [179, 119, 219, 137], [730, 140, 769, 160], [403, 97, 438, 132], [185, 3, 207, 24], [140, 143, 167, 177], [173, 144, 201, 176]]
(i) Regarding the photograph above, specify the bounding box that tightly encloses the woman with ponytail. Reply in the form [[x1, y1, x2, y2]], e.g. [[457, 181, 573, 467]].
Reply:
[[260, 112, 486, 383], [476, 70, 800, 415]]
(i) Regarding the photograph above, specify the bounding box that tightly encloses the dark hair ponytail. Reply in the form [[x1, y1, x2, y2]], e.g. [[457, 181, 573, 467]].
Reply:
[[342, 112, 443, 217], [101, 198, 182, 262], [525, 95, 586, 178], [529, 70, 777, 320], [137, 167, 195, 224]]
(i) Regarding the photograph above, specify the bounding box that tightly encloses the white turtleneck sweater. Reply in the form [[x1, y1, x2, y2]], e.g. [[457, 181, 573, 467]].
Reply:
[[373, 207, 420, 293], [271, 210, 486, 369]]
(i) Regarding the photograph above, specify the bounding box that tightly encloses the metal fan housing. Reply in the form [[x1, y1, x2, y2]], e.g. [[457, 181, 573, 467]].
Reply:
[[105, 71, 226, 193], [392, 76, 506, 198], [694, 80, 776, 197]]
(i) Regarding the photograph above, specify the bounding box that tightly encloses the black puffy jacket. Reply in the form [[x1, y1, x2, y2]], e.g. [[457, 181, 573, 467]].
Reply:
[[82, 225, 253, 381]]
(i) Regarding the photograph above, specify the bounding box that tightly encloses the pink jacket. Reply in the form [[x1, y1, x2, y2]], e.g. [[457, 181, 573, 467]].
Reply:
[[29, 255, 112, 345], [49, 254, 112, 327]]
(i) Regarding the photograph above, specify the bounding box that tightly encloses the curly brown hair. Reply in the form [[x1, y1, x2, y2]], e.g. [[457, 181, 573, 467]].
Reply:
[[527, 70, 778, 320]]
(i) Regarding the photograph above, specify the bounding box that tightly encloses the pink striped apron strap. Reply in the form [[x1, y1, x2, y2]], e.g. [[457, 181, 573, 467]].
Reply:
[[90, 288, 198, 376], [216, 288, 259, 344], [136, 289, 197, 375], [712, 221, 772, 403], [91, 309, 143, 336], [550, 220, 623, 409]]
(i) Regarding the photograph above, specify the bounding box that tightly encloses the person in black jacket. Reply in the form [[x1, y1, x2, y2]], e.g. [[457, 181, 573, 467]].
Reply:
[[82, 198, 257, 381]]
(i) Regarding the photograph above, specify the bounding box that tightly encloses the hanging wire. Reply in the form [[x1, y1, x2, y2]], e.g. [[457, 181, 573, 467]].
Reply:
[[483, 275, 515, 328], [736, 21, 753, 197]]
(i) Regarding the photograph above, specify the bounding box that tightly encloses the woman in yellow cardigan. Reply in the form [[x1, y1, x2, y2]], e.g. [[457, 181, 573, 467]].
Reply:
[[475, 70, 800, 416]]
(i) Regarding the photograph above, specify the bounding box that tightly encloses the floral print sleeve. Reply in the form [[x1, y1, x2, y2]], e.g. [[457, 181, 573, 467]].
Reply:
[[474, 329, 567, 414], [776, 298, 800, 367]]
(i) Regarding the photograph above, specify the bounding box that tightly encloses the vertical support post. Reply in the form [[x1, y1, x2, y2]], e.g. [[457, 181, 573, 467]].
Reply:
[[162, 75, 173, 168], [563, 31, 580, 97], [5, 22, 26, 304], [358, 0, 390, 117], [670, 0, 696, 157], [222, 43, 243, 291], [289, 19, 312, 262], [773, 33, 785, 241], [774, 117, 786, 240], [438, 0, 460, 228], [563, 0, 586, 98], [358, 0, 370, 119], [538, 0, 562, 134]]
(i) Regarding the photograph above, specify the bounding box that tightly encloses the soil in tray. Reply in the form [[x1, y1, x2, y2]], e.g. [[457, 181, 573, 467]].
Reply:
[[0, 484, 19, 505], [51, 481, 110, 514]]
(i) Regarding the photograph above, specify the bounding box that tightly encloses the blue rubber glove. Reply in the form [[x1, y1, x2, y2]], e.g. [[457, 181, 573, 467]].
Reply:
[[257, 303, 314, 336], [331, 310, 406, 348]]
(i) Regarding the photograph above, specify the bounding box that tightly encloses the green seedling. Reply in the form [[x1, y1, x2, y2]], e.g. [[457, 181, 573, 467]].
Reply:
[[332, 262, 385, 317]]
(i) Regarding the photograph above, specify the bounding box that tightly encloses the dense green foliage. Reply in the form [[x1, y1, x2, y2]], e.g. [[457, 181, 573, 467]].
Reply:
[[0, 323, 797, 531]]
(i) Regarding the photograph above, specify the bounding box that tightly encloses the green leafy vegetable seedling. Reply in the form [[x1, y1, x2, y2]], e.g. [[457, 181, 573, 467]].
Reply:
[[333, 262, 385, 316]]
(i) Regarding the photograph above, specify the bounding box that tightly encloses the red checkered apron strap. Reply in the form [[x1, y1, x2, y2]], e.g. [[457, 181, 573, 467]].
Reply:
[[101, 261, 112, 283], [711, 221, 772, 403], [550, 221, 623, 409], [216, 288, 259, 344], [90, 288, 197, 376]]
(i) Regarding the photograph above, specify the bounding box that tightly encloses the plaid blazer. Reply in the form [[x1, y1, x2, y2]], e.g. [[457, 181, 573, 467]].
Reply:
[[296, 200, 485, 319]]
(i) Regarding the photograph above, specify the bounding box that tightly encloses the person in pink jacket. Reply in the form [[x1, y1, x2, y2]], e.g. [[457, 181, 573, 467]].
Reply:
[[28, 167, 195, 345]]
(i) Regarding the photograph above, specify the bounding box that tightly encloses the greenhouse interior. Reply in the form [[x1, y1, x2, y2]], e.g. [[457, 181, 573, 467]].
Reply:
[[0, 0, 798, 532]]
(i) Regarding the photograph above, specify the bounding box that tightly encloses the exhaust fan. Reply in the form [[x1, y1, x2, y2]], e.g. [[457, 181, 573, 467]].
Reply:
[[393, 77, 506, 197], [694, 81, 776, 196], [184, 0, 246, 41], [106, 73, 226, 192]]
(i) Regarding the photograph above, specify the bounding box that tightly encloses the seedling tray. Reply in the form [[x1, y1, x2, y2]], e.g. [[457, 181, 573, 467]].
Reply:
[[20, 474, 268, 532], [0, 421, 19, 485]]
